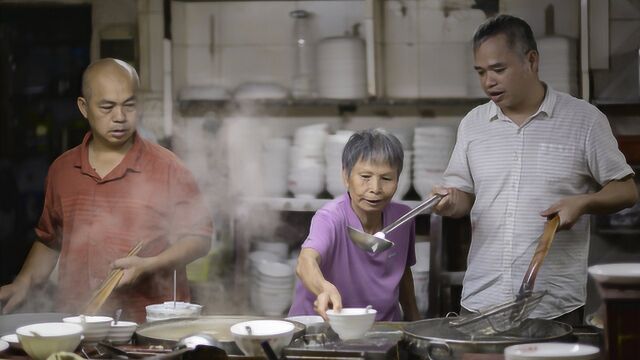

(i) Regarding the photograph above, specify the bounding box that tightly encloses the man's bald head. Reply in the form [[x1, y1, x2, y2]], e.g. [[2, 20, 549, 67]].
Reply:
[[81, 58, 140, 100]]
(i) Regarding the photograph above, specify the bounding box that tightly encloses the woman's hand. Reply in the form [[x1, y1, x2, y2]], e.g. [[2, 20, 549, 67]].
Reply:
[[314, 282, 342, 321]]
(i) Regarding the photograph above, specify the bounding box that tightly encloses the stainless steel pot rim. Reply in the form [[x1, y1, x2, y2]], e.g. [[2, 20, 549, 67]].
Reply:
[[403, 318, 573, 344], [136, 315, 306, 344]]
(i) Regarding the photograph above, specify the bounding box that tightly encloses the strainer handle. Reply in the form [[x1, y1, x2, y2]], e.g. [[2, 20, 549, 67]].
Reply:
[[382, 194, 443, 235], [517, 215, 560, 299]]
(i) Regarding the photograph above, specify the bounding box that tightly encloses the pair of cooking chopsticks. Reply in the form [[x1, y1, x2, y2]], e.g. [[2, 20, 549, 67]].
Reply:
[[84, 241, 144, 315]]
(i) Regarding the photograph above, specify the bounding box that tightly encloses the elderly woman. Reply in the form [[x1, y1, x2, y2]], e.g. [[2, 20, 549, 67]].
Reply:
[[288, 129, 420, 321]]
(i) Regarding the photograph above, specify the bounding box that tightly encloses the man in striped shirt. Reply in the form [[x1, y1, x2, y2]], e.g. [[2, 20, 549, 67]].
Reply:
[[432, 15, 637, 324]]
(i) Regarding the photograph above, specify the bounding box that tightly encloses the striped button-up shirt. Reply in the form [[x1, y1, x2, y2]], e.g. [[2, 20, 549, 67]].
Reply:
[[443, 86, 634, 318]]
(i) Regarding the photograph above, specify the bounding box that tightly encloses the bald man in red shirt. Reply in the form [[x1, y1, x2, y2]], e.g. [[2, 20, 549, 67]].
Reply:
[[0, 58, 213, 322]]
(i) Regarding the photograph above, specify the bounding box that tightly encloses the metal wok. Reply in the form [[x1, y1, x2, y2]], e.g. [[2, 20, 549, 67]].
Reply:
[[135, 316, 305, 356], [0, 312, 72, 336], [403, 317, 573, 360]]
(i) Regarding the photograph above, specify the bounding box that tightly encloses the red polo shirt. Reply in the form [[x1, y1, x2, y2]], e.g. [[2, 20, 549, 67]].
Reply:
[[36, 132, 213, 322]]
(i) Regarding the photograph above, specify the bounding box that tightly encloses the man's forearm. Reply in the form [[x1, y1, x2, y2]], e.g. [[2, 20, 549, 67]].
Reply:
[[450, 190, 475, 218], [145, 236, 211, 273], [14, 241, 60, 287], [584, 178, 638, 215]]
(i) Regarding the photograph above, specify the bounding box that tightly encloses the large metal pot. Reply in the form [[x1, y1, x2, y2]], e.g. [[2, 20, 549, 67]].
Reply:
[[403, 318, 572, 360], [135, 316, 305, 356], [0, 312, 72, 336]]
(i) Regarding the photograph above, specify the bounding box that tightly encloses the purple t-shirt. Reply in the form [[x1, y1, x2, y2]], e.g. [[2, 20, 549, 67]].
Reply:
[[288, 193, 416, 321]]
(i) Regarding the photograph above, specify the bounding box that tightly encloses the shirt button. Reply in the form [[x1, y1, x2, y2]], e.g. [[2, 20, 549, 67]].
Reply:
[[507, 212, 514, 218]]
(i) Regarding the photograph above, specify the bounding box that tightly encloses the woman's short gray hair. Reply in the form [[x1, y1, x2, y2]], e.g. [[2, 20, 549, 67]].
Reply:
[[342, 129, 404, 177]]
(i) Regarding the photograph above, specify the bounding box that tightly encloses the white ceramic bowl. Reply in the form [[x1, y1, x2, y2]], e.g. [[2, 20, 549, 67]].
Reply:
[[16, 322, 83, 360], [230, 320, 295, 356], [145, 302, 202, 322], [1, 333, 21, 350], [63, 315, 113, 343], [106, 321, 138, 345], [588, 263, 640, 285], [504, 342, 600, 360], [326, 308, 377, 340]]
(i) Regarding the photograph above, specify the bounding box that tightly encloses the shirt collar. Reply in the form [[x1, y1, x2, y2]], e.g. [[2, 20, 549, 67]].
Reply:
[[74, 131, 145, 181], [488, 83, 558, 122]]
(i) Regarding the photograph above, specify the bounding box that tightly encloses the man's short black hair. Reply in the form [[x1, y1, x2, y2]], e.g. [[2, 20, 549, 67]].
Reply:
[[473, 14, 537, 56]]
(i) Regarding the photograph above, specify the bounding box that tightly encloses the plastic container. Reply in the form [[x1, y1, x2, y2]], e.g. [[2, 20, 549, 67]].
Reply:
[[145, 302, 202, 322]]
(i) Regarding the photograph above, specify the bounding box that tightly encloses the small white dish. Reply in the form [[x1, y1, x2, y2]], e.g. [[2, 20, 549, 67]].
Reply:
[[588, 263, 640, 284], [1, 334, 20, 350], [504, 342, 600, 360], [0, 339, 8, 352]]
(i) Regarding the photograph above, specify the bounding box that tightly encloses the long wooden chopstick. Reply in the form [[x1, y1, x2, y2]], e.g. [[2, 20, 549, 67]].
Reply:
[[84, 241, 144, 315]]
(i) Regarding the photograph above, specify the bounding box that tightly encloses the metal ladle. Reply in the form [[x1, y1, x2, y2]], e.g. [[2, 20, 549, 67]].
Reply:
[[347, 194, 443, 253]]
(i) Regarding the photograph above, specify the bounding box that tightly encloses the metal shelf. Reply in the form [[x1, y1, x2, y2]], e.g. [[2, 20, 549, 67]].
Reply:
[[178, 97, 488, 115], [237, 196, 422, 212]]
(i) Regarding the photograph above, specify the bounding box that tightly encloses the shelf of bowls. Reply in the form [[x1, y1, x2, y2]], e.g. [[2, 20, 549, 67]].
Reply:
[[248, 240, 298, 316], [262, 123, 456, 203], [5, 315, 138, 360]]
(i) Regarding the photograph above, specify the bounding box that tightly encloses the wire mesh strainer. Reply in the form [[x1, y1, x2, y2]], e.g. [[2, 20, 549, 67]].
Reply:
[[448, 291, 547, 335], [449, 215, 560, 336]]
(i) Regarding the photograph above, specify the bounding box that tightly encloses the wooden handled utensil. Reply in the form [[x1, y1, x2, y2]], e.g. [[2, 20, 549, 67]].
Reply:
[[84, 241, 144, 315], [449, 215, 561, 335]]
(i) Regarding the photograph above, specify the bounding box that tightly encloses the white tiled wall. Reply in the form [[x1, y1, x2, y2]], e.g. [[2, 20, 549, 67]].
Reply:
[[172, 1, 366, 96], [171, 0, 588, 100]]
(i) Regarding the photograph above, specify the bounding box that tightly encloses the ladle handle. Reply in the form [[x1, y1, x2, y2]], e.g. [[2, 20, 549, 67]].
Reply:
[[382, 194, 443, 235], [517, 215, 560, 299]]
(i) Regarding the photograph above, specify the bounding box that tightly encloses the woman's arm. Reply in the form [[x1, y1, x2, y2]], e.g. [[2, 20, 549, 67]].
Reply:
[[296, 248, 342, 320]]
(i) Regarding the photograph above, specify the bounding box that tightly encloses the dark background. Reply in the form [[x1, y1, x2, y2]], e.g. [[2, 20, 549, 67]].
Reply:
[[0, 4, 91, 286]]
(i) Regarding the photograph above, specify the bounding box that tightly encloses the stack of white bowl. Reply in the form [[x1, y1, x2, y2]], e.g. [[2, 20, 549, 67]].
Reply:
[[250, 260, 296, 316], [262, 138, 291, 197], [63, 315, 112, 344], [106, 321, 137, 345], [254, 240, 289, 260], [288, 124, 328, 198], [394, 150, 412, 201], [538, 36, 578, 96], [325, 131, 354, 198], [412, 126, 456, 199], [412, 241, 430, 315]]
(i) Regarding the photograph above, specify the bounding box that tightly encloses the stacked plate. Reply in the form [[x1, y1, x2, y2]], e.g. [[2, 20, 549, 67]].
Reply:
[[63, 316, 112, 343], [538, 36, 578, 96], [412, 241, 430, 315], [288, 124, 328, 198], [324, 131, 354, 197], [262, 138, 290, 197], [254, 240, 289, 260], [249, 259, 296, 316], [412, 126, 456, 199], [394, 150, 412, 201]]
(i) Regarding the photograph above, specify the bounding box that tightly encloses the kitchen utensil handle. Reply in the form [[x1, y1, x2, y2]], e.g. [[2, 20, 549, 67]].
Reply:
[[382, 194, 443, 234], [518, 215, 560, 298]]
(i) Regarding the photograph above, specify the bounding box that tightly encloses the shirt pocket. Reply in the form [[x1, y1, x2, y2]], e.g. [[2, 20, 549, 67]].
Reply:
[[536, 143, 582, 186]]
